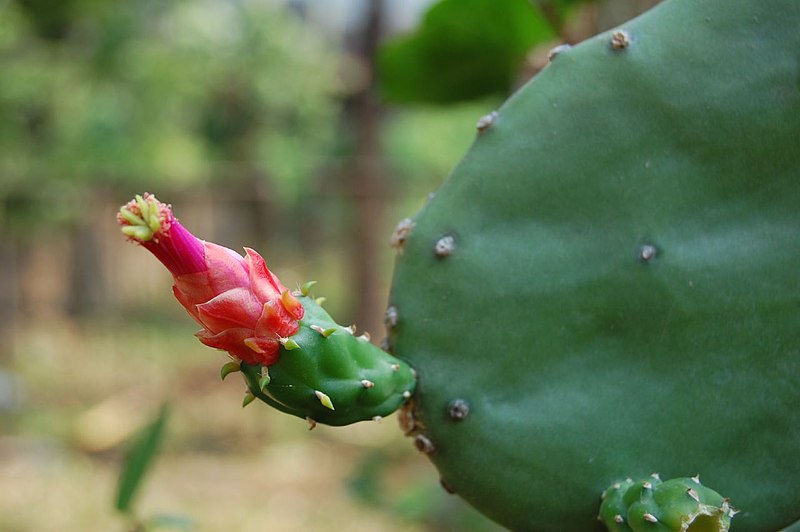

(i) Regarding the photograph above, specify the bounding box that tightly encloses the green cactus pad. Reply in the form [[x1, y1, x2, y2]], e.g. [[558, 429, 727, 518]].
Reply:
[[600, 476, 734, 532], [387, 0, 800, 530], [240, 295, 416, 426]]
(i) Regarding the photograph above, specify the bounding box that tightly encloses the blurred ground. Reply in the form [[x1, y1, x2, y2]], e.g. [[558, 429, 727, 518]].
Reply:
[[1, 317, 501, 531]]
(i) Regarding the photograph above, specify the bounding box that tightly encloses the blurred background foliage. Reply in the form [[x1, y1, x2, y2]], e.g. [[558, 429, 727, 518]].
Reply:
[[0, 0, 657, 530]]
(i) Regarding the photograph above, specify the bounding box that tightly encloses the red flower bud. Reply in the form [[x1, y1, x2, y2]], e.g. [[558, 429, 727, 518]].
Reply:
[[118, 194, 303, 366]]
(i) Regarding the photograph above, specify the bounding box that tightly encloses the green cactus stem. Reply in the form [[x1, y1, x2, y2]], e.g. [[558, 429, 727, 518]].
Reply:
[[600, 476, 735, 532], [239, 293, 416, 426]]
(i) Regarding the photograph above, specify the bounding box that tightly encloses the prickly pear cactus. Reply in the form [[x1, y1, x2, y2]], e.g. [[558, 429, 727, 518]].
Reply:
[[599, 476, 735, 531], [387, 0, 800, 530]]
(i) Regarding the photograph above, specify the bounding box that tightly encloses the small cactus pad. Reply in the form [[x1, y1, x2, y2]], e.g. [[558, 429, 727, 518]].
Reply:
[[387, 0, 800, 530], [600, 476, 735, 532], [240, 295, 416, 426]]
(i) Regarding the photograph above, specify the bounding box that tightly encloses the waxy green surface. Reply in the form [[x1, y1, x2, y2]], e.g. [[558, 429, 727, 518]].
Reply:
[[388, 0, 800, 530], [242, 295, 416, 426]]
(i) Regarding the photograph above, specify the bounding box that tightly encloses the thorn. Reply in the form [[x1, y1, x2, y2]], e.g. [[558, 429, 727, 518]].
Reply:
[[344, 325, 356, 335], [258, 368, 270, 390], [315, 297, 327, 306], [643, 513, 658, 523], [361, 379, 375, 389], [402, 390, 412, 399], [391, 363, 401, 371], [306, 417, 317, 430], [434, 235, 456, 257], [414, 434, 435, 454], [642, 481, 653, 490], [242, 390, 256, 408], [280, 337, 300, 350], [310, 325, 336, 337], [300, 280, 317, 297], [692, 474, 701, 485], [686, 488, 700, 502], [314, 390, 335, 410], [220, 361, 241, 380], [476, 110, 498, 133], [650, 473, 660, 481], [384, 305, 399, 329], [639, 244, 657, 262], [390, 218, 415, 252], [547, 43, 571, 62], [614, 515, 624, 524], [372, 416, 382, 423], [447, 399, 470, 420], [358, 332, 371, 341], [610, 29, 631, 50]]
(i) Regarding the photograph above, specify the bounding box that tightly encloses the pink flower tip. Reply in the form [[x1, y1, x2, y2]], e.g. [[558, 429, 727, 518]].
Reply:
[[118, 193, 304, 366]]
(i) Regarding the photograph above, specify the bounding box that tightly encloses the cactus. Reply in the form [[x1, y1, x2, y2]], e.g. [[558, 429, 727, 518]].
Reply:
[[118, 194, 415, 426], [387, 0, 800, 530], [238, 290, 416, 426], [599, 476, 735, 532]]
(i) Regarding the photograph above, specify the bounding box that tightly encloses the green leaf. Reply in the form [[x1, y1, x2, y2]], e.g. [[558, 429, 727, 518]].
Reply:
[[115, 403, 170, 513], [378, 0, 556, 104]]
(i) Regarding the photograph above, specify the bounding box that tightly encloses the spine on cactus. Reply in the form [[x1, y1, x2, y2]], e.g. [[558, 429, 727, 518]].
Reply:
[[599, 475, 736, 532], [118, 193, 416, 426]]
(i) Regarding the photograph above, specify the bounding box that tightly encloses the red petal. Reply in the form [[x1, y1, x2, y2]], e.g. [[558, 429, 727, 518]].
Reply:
[[244, 336, 281, 365], [255, 300, 300, 339], [196, 288, 261, 332], [245, 248, 286, 303], [280, 290, 304, 320], [172, 284, 203, 324], [204, 242, 249, 294], [196, 328, 262, 364]]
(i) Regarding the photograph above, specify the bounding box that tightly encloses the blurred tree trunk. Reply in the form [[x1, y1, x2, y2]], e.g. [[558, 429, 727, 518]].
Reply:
[[342, 0, 389, 337]]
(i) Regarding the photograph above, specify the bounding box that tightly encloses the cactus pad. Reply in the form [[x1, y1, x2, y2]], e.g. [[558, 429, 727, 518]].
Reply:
[[387, 0, 800, 530]]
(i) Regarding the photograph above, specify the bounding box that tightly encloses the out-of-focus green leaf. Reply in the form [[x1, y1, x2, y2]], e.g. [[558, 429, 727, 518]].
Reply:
[[115, 403, 170, 513], [378, 0, 555, 104]]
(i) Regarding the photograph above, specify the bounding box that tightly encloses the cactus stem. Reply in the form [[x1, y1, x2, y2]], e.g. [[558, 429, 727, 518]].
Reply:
[[220, 361, 241, 380], [300, 280, 317, 297], [643, 513, 658, 523], [361, 379, 375, 389], [476, 111, 498, 133], [314, 390, 335, 410], [610, 29, 631, 50], [434, 235, 456, 257]]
